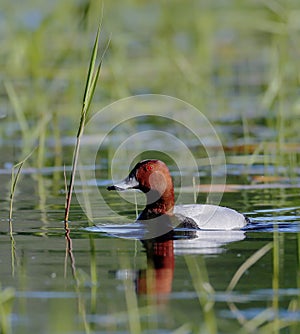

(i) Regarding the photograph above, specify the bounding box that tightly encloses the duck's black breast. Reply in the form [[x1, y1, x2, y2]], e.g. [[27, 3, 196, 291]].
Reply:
[[174, 213, 200, 230]]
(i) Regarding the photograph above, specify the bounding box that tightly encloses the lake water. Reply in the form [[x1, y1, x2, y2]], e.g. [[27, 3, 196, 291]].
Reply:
[[0, 116, 300, 334]]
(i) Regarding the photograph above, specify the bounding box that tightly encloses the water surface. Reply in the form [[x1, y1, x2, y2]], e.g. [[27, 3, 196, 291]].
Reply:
[[0, 147, 300, 333]]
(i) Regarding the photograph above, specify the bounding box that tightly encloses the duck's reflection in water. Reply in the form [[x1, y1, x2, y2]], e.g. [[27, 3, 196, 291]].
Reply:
[[107, 227, 245, 304], [137, 238, 174, 302], [135, 228, 245, 305]]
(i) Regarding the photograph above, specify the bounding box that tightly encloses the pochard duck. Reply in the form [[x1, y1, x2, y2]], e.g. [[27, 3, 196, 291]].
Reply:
[[107, 159, 248, 232]]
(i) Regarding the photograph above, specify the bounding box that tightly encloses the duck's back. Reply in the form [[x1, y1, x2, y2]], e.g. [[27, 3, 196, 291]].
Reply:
[[174, 204, 247, 230]]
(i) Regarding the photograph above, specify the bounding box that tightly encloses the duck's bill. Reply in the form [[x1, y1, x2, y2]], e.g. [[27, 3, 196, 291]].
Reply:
[[107, 176, 139, 191]]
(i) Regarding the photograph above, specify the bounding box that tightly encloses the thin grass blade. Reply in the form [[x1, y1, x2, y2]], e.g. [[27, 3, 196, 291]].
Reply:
[[227, 242, 273, 292], [9, 149, 35, 223], [82, 23, 102, 112], [84, 35, 111, 116]]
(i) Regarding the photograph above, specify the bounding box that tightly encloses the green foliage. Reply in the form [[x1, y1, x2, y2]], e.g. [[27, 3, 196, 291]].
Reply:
[[1, 1, 299, 172], [0, 286, 15, 334]]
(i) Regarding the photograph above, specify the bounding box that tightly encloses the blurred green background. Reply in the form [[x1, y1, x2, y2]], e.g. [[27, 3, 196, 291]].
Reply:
[[1, 0, 300, 168]]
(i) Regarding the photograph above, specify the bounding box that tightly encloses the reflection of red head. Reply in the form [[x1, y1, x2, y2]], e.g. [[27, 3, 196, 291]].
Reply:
[[137, 239, 174, 302]]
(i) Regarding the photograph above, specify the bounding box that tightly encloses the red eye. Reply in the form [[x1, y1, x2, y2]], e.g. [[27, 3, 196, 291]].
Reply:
[[146, 165, 153, 171]]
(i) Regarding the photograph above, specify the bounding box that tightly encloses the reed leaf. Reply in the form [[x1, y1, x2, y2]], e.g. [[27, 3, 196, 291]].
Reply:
[[82, 23, 101, 113], [64, 22, 110, 224]]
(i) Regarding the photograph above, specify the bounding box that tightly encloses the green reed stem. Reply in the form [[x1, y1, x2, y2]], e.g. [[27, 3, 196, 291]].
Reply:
[[272, 226, 280, 334], [64, 22, 110, 225], [227, 242, 273, 292], [120, 255, 141, 334], [185, 255, 217, 334], [9, 150, 35, 226], [0, 285, 15, 334], [9, 150, 34, 277]]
